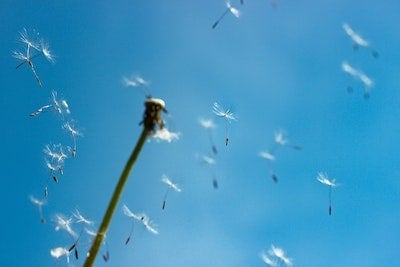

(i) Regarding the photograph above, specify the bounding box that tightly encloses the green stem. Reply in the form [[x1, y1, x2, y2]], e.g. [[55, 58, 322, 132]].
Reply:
[[84, 128, 148, 266]]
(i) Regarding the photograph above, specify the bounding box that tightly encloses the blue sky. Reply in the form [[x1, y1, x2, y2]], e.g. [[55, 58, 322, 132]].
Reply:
[[1, 0, 400, 266]]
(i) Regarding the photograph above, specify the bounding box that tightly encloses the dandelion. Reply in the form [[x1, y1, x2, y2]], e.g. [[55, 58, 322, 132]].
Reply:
[[274, 129, 302, 150], [259, 151, 276, 161], [198, 154, 219, 189], [30, 90, 70, 117], [260, 245, 293, 266], [54, 214, 78, 239], [43, 144, 68, 197], [342, 61, 374, 99], [141, 214, 159, 235], [85, 96, 168, 266], [43, 143, 68, 197], [343, 23, 369, 48], [260, 130, 300, 183], [213, 102, 236, 146], [268, 245, 293, 266], [140, 97, 168, 132], [29, 195, 46, 223], [161, 174, 182, 210], [63, 121, 83, 157], [54, 212, 91, 260], [39, 39, 56, 63], [50, 247, 71, 264], [199, 118, 218, 154], [123, 75, 149, 88], [122, 204, 158, 245], [343, 23, 379, 58], [259, 150, 278, 183], [13, 48, 42, 87], [317, 172, 339, 215], [122, 204, 144, 245], [18, 28, 40, 50], [202, 155, 216, 165], [260, 251, 278, 267], [13, 28, 55, 87], [64, 209, 94, 260], [73, 208, 94, 226], [212, 1, 240, 29]]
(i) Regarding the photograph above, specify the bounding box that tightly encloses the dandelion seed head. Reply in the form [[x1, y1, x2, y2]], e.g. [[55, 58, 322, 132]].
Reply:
[[199, 118, 216, 129], [269, 245, 293, 266], [19, 28, 40, 50], [226, 1, 240, 18], [161, 174, 182, 192], [260, 251, 278, 267], [54, 214, 78, 238], [63, 121, 83, 137], [46, 160, 58, 172], [202, 155, 216, 165], [274, 130, 288, 146], [343, 23, 369, 47], [44, 144, 68, 164], [142, 216, 159, 235], [142, 97, 168, 131], [12, 51, 28, 61], [317, 172, 338, 187], [123, 77, 138, 87], [122, 204, 144, 221], [29, 195, 46, 207], [135, 76, 149, 86], [213, 102, 236, 122], [341, 62, 373, 89], [50, 247, 70, 260], [151, 128, 180, 142], [359, 73, 374, 88], [123, 75, 149, 88], [73, 209, 93, 225], [51, 91, 71, 115], [259, 151, 275, 161], [40, 39, 55, 63]]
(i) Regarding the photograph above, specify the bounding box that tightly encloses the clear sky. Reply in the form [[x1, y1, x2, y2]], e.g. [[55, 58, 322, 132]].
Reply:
[[1, 1, 399, 266]]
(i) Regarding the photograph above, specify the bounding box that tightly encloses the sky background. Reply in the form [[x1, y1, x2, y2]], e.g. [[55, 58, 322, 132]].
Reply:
[[1, 0, 400, 266]]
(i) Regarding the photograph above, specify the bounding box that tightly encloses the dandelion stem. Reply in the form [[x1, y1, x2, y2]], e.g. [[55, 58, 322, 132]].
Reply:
[[84, 127, 148, 266]]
